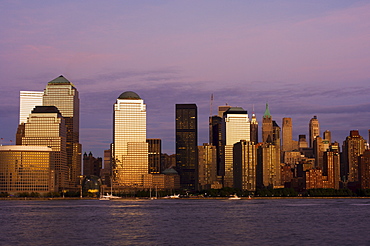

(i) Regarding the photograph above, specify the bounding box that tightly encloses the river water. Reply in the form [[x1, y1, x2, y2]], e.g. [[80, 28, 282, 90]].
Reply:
[[0, 198, 369, 245]]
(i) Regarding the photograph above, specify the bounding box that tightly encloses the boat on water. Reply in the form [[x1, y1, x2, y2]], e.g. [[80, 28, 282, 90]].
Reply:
[[163, 194, 180, 199], [228, 194, 241, 200], [99, 193, 121, 200]]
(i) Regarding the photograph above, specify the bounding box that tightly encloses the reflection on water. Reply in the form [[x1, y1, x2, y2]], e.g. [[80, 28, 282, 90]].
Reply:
[[0, 199, 369, 245]]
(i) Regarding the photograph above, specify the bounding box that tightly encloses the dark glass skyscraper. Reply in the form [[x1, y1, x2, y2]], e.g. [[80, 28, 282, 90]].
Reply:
[[176, 104, 198, 190]]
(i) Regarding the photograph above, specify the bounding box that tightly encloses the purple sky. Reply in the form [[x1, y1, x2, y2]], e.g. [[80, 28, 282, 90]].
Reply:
[[1, 0, 370, 157]]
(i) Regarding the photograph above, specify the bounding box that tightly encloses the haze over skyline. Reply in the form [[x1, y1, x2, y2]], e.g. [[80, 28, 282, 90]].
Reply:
[[1, 0, 370, 157]]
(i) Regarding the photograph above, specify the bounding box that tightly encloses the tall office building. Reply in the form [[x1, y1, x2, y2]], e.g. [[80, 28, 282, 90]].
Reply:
[[262, 103, 273, 143], [299, 135, 308, 149], [342, 130, 366, 182], [250, 113, 258, 144], [147, 139, 161, 174], [20, 106, 67, 190], [359, 150, 370, 189], [257, 143, 281, 188], [323, 147, 340, 189], [209, 115, 223, 176], [176, 104, 198, 190], [222, 107, 250, 187], [282, 118, 293, 152], [309, 116, 320, 148], [313, 136, 330, 169], [113, 91, 148, 187], [43, 75, 81, 187], [19, 91, 43, 124], [218, 105, 231, 118], [323, 130, 332, 144], [233, 140, 256, 191], [198, 143, 217, 190]]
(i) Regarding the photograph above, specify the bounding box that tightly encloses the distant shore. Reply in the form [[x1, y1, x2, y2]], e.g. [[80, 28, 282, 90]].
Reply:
[[1, 196, 369, 201]]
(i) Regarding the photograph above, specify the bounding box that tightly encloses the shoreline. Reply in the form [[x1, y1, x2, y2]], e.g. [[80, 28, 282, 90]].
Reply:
[[1, 196, 369, 201]]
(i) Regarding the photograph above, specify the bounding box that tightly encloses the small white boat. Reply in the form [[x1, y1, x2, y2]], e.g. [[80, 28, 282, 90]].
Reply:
[[101, 193, 121, 199], [228, 194, 241, 200], [164, 194, 180, 199], [99, 196, 110, 201]]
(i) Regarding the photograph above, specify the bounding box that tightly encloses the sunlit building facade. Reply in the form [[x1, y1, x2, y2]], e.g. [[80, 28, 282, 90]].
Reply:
[[282, 117, 293, 152], [20, 106, 68, 190], [43, 75, 81, 188], [0, 145, 56, 194], [19, 91, 43, 124], [222, 107, 250, 188], [233, 140, 256, 191], [113, 91, 148, 187], [309, 116, 320, 148], [198, 143, 217, 190]]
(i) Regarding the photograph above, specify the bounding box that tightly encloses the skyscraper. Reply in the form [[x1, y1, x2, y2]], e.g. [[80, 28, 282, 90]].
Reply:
[[342, 130, 366, 182], [282, 118, 293, 152], [147, 139, 161, 174], [209, 115, 223, 176], [222, 107, 250, 187], [176, 104, 198, 190], [250, 113, 258, 144], [43, 75, 81, 187], [198, 143, 217, 190], [323, 130, 332, 144], [19, 91, 43, 124], [262, 103, 273, 143], [113, 91, 148, 187], [20, 106, 67, 189], [233, 140, 256, 191], [309, 116, 320, 148]]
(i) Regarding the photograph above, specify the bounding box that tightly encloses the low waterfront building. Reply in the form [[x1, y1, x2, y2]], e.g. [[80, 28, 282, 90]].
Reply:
[[0, 145, 56, 195]]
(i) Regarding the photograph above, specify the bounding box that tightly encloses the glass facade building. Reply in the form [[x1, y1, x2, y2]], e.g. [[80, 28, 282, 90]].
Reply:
[[176, 104, 198, 190], [222, 107, 250, 188], [20, 106, 68, 190], [43, 75, 81, 187], [113, 91, 148, 187], [0, 146, 55, 194], [19, 91, 43, 124]]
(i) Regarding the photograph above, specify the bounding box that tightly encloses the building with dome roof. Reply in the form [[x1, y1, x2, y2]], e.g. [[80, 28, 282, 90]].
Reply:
[[113, 91, 148, 187]]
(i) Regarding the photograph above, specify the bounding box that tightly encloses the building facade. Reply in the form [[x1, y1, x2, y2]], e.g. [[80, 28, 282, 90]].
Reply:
[[342, 130, 367, 182], [0, 146, 56, 194], [222, 107, 250, 188], [282, 117, 293, 152], [198, 143, 217, 190], [113, 91, 148, 188], [176, 104, 198, 190], [43, 75, 81, 188], [19, 91, 43, 124], [147, 139, 161, 174], [19, 106, 67, 190], [233, 140, 256, 191], [309, 116, 320, 148]]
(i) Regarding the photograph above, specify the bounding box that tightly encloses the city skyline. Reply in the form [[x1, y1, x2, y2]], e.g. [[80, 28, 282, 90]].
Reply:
[[1, 1, 370, 157]]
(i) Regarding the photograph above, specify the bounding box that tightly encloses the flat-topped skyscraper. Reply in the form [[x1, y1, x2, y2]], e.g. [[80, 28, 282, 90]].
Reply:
[[176, 104, 198, 190], [19, 91, 43, 124], [222, 107, 250, 187]]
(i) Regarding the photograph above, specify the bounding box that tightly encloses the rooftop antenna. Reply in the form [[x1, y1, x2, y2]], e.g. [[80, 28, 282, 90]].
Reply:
[[210, 93, 214, 116]]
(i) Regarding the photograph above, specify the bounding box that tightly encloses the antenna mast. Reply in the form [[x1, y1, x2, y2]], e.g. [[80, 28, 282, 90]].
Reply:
[[210, 93, 214, 116]]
